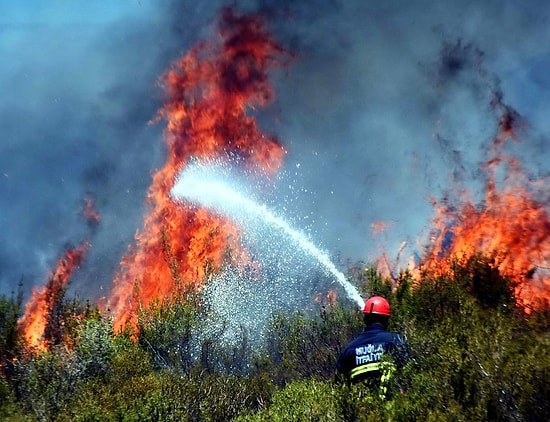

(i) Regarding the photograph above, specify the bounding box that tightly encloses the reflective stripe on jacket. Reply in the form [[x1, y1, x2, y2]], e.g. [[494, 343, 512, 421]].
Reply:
[[336, 323, 408, 384]]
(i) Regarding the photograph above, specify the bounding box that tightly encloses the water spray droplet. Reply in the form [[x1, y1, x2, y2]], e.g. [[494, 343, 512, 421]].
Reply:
[[171, 161, 365, 311]]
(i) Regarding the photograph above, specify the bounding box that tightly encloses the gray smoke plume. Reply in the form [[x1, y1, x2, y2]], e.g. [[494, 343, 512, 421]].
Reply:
[[1, 0, 549, 302]]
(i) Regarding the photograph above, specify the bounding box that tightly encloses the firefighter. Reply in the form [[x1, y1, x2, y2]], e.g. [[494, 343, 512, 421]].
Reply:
[[336, 296, 409, 393]]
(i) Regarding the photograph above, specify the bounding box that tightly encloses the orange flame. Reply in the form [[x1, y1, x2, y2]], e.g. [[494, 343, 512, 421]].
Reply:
[[83, 195, 101, 225], [371, 221, 393, 238], [314, 289, 338, 307], [106, 7, 288, 330], [417, 105, 550, 310], [18, 242, 89, 349]]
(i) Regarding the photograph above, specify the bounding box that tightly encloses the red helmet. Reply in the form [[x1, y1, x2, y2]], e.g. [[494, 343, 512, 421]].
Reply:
[[363, 296, 391, 316]]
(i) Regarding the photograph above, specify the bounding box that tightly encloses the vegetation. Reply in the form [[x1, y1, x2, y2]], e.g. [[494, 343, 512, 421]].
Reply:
[[0, 256, 549, 421]]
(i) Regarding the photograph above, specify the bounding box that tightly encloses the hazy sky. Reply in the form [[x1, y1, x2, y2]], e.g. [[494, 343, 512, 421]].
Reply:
[[1, 0, 549, 300]]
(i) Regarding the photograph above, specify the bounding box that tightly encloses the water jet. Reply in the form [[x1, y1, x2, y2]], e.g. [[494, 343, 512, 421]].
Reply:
[[171, 161, 365, 311]]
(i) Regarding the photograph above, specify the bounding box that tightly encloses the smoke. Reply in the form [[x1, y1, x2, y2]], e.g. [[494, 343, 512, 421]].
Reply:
[[0, 1, 222, 297], [250, 0, 550, 270], [1, 0, 549, 301]]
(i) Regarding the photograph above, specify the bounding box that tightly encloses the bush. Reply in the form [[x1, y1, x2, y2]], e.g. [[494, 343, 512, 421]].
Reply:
[[0, 287, 23, 377], [263, 303, 363, 384], [235, 380, 342, 422], [59, 365, 274, 421], [396, 258, 550, 421], [5, 256, 550, 421], [137, 293, 201, 373], [12, 308, 116, 420], [14, 349, 75, 420], [73, 316, 117, 381]]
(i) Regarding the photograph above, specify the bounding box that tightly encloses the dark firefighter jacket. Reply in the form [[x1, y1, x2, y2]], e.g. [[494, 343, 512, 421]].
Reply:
[[336, 323, 409, 384]]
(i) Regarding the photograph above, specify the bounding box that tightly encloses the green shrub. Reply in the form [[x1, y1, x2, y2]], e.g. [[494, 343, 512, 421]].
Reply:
[[235, 380, 342, 422], [0, 287, 23, 377], [59, 366, 274, 421], [0, 372, 29, 421], [396, 258, 550, 421], [6, 256, 550, 421], [12, 308, 116, 420], [137, 293, 201, 373], [14, 349, 74, 420], [263, 303, 363, 384]]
